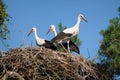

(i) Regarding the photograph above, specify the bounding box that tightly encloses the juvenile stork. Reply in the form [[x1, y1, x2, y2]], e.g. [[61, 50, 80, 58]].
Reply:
[[27, 27, 57, 50], [46, 25, 57, 36], [47, 25, 80, 54], [51, 14, 88, 53]]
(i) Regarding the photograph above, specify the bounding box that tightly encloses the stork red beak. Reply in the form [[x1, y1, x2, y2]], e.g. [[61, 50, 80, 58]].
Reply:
[[27, 29, 33, 36], [46, 27, 51, 35]]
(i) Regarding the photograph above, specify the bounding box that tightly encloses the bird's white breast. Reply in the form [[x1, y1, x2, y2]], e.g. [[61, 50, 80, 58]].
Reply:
[[63, 27, 79, 37], [63, 27, 74, 34], [36, 38, 45, 45]]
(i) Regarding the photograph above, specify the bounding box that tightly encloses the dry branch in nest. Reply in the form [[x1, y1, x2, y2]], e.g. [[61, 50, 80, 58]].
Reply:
[[0, 47, 99, 80]]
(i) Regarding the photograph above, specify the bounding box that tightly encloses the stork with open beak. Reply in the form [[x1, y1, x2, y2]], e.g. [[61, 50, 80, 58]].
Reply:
[[51, 14, 88, 53], [27, 27, 57, 50], [47, 25, 80, 54]]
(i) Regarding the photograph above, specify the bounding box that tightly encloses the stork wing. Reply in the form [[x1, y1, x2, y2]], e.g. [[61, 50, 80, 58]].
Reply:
[[51, 32, 72, 42], [42, 40, 57, 50], [62, 41, 80, 54], [69, 41, 80, 54]]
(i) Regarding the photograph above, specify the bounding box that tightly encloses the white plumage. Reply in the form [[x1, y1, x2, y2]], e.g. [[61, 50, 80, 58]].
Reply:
[[47, 25, 80, 54], [51, 14, 87, 42], [46, 25, 57, 36], [27, 27, 57, 50], [51, 14, 87, 53], [28, 27, 45, 45]]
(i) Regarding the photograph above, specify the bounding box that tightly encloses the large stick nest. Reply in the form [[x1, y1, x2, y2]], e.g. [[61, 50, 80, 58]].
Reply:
[[0, 47, 99, 80]]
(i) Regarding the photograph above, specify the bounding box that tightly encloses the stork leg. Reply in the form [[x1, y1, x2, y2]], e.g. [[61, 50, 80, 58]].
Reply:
[[60, 43, 68, 53], [67, 41, 70, 53], [59, 40, 68, 53]]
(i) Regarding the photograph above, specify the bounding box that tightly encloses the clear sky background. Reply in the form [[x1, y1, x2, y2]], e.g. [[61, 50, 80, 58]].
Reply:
[[0, 0, 120, 59]]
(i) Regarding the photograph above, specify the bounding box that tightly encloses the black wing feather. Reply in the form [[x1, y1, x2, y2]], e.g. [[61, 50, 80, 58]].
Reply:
[[69, 41, 80, 54], [61, 40, 80, 54], [39, 40, 57, 50], [51, 32, 72, 42]]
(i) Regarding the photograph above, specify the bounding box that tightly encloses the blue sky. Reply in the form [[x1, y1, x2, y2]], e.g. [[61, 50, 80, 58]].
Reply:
[[0, 0, 120, 59]]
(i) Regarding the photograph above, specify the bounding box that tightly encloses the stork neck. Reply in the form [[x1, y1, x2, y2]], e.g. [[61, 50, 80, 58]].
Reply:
[[33, 30, 39, 41], [74, 17, 81, 29], [53, 29, 58, 36]]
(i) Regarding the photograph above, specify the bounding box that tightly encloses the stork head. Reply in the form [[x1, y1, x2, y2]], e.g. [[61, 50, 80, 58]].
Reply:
[[46, 25, 55, 35], [27, 27, 36, 36], [78, 14, 88, 22]]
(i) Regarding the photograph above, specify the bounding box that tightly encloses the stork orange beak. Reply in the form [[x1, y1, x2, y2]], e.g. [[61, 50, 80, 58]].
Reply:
[[46, 27, 51, 35], [27, 29, 33, 37]]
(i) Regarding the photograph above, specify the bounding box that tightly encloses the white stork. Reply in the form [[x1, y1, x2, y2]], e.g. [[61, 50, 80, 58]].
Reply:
[[27, 27, 57, 50], [46, 25, 57, 36], [51, 14, 87, 53], [47, 25, 80, 54]]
